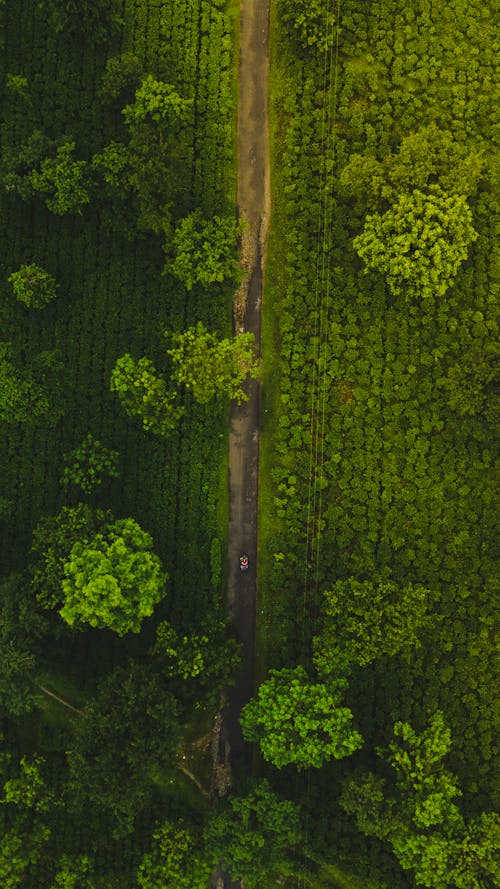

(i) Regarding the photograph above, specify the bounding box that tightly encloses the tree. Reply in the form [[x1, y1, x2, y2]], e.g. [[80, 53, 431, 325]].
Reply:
[[0, 573, 48, 717], [0, 341, 51, 424], [122, 75, 192, 127], [61, 433, 120, 494], [8, 263, 58, 309], [313, 575, 434, 670], [99, 51, 142, 102], [59, 517, 167, 635], [240, 666, 362, 769], [67, 661, 180, 834], [136, 820, 210, 889], [30, 140, 90, 215], [279, 0, 335, 53], [31, 503, 113, 609], [205, 779, 301, 887], [166, 210, 244, 290], [1, 129, 54, 200], [166, 322, 260, 404], [353, 186, 478, 299], [437, 339, 500, 418], [341, 712, 500, 889], [110, 353, 183, 435]]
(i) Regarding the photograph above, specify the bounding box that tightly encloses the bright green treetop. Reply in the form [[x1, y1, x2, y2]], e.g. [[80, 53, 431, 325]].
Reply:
[[353, 185, 478, 299], [167, 322, 260, 404], [137, 820, 210, 889], [123, 75, 192, 127], [59, 517, 166, 635], [8, 264, 58, 309], [240, 666, 363, 769]]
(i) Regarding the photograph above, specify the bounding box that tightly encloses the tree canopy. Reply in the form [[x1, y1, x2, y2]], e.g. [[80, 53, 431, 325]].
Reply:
[[166, 210, 244, 290], [136, 820, 209, 889], [59, 517, 167, 635], [8, 263, 59, 309], [240, 666, 363, 769], [110, 354, 183, 435]]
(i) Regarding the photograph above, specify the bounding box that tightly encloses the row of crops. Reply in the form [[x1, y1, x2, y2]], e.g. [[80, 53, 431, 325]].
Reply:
[[262, 0, 498, 884]]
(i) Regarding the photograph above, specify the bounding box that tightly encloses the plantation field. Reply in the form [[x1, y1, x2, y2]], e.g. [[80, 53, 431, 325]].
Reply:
[[261, 0, 499, 884]]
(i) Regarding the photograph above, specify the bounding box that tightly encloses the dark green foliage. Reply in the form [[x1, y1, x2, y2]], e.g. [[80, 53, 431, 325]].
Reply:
[[8, 263, 59, 309], [0, 341, 62, 424], [110, 354, 183, 436], [67, 661, 180, 834], [0, 573, 47, 717], [37, 0, 121, 39], [279, 0, 335, 54], [99, 52, 142, 103], [61, 433, 120, 494], [30, 141, 91, 216], [205, 779, 301, 887]]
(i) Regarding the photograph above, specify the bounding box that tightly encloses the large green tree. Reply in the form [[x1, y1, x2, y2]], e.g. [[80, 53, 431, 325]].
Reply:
[[8, 263, 58, 309], [166, 322, 260, 404], [59, 517, 166, 635], [110, 354, 183, 435], [341, 712, 500, 889], [166, 210, 244, 290], [205, 779, 301, 887], [313, 574, 434, 670], [136, 820, 210, 889], [30, 141, 90, 215], [240, 666, 362, 769], [353, 186, 478, 300]]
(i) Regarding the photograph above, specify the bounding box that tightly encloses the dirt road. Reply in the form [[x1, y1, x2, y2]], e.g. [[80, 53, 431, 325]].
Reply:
[[225, 0, 271, 768]]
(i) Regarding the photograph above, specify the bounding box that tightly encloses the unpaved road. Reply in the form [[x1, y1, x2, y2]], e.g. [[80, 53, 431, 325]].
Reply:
[[225, 0, 271, 768]]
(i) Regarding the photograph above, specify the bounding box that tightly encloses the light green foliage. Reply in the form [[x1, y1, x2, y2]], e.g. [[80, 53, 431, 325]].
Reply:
[[123, 75, 192, 126], [341, 125, 486, 206], [167, 322, 260, 404], [8, 263, 58, 309], [61, 433, 120, 494], [205, 779, 301, 887], [30, 141, 90, 215], [313, 575, 434, 669], [31, 503, 113, 608], [341, 713, 500, 889], [0, 341, 51, 423], [137, 820, 210, 889], [0, 823, 50, 889], [99, 52, 142, 102], [110, 353, 183, 435], [60, 517, 167, 635], [279, 0, 335, 53], [354, 186, 478, 299], [240, 666, 363, 769], [166, 210, 244, 290]]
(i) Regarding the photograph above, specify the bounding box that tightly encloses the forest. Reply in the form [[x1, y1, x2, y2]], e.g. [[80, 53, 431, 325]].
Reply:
[[0, 0, 499, 888]]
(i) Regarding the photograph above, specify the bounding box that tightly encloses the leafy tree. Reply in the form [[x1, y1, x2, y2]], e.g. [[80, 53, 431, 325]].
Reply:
[[0, 343, 62, 425], [0, 573, 48, 717], [31, 503, 113, 609], [205, 779, 301, 887], [353, 186, 478, 299], [99, 51, 142, 102], [279, 0, 335, 53], [122, 75, 192, 127], [30, 140, 90, 215], [313, 575, 434, 670], [1, 755, 52, 814], [341, 712, 500, 889], [166, 322, 260, 404], [110, 353, 183, 435], [240, 666, 362, 769], [8, 263, 58, 309], [61, 433, 120, 494], [91, 141, 130, 197], [136, 820, 210, 889], [340, 125, 485, 207], [49, 855, 95, 889], [67, 661, 180, 834], [166, 210, 244, 290], [59, 517, 167, 635], [152, 620, 240, 708], [1, 129, 54, 200], [0, 750, 52, 888]]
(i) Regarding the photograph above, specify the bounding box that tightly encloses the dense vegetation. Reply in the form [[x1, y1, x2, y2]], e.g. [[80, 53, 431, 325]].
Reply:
[[255, 0, 499, 886], [0, 0, 245, 885]]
